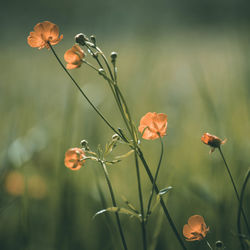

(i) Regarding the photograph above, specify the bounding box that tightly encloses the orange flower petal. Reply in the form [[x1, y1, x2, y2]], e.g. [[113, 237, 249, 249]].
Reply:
[[64, 147, 85, 171], [183, 224, 194, 239], [66, 63, 81, 69], [138, 112, 167, 140], [64, 45, 84, 69], [27, 33, 45, 48], [201, 132, 226, 150], [28, 21, 63, 49], [183, 215, 209, 242], [188, 215, 205, 233]]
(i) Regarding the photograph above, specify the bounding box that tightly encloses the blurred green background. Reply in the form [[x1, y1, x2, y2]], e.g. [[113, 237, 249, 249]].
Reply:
[[0, 0, 250, 249]]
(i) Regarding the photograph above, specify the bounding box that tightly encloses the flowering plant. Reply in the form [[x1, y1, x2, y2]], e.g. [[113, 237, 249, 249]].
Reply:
[[27, 21, 250, 250]]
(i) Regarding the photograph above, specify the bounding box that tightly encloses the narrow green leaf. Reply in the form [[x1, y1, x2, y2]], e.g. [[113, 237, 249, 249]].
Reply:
[[149, 194, 161, 215], [159, 186, 173, 196], [93, 207, 141, 221], [115, 150, 134, 160], [121, 195, 139, 214], [106, 159, 121, 165]]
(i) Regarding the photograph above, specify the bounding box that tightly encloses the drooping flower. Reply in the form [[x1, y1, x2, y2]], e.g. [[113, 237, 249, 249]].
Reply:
[[201, 132, 227, 153], [64, 148, 85, 171], [183, 215, 209, 241], [138, 112, 167, 140], [27, 21, 63, 49], [64, 45, 85, 69]]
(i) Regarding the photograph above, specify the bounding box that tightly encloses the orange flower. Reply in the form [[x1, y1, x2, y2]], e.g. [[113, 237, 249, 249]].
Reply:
[[183, 215, 209, 241], [64, 45, 85, 69], [138, 112, 167, 140], [201, 133, 226, 153], [64, 148, 85, 171], [27, 21, 63, 49]]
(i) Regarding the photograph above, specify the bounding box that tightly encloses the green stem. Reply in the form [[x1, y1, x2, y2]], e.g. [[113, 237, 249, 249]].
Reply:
[[84, 44, 133, 138], [58, 41, 185, 249], [206, 240, 213, 250], [134, 152, 147, 250], [82, 60, 100, 72], [48, 43, 121, 137], [218, 147, 250, 234], [92, 51, 184, 249], [146, 135, 164, 218], [95, 46, 115, 81], [99, 161, 128, 250], [237, 169, 250, 250], [137, 147, 187, 250]]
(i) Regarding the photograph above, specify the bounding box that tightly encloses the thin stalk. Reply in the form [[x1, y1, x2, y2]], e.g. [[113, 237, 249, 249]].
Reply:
[[134, 152, 147, 250], [113, 84, 134, 136], [82, 60, 100, 72], [94, 53, 184, 248], [237, 169, 250, 250], [95, 46, 115, 81], [112, 59, 118, 83], [85, 43, 105, 71], [57, 41, 185, 249], [146, 135, 164, 218], [92, 45, 136, 139], [137, 147, 187, 250], [84, 44, 133, 138], [48, 43, 121, 137], [99, 161, 128, 250], [206, 240, 213, 250], [218, 147, 250, 234]]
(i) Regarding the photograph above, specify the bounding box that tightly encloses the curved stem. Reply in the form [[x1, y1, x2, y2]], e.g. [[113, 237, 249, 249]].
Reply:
[[206, 240, 213, 250], [134, 152, 147, 250], [95, 46, 115, 81], [48, 43, 121, 137], [99, 161, 128, 250], [84, 44, 133, 138], [218, 147, 250, 234], [237, 169, 250, 249], [137, 147, 187, 250], [146, 135, 164, 218], [90, 48, 184, 248]]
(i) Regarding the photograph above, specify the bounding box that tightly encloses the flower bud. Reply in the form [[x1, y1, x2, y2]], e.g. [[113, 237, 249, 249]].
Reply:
[[80, 140, 88, 146], [110, 52, 117, 63], [75, 33, 88, 46], [90, 35, 96, 45], [98, 68, 105, 75], [215, 241, 223, 248], [112, 134, 119, 140]]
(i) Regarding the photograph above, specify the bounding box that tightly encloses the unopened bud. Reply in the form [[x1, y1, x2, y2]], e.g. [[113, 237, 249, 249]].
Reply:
[[80, 140, 88, 147], [90, 35, 96, 45], [98, 68, 105, 76], [215, 241, 223, 248], [110, 52, 117, 63], [75, 33, 88, 46], [112, 134, 119, 140]]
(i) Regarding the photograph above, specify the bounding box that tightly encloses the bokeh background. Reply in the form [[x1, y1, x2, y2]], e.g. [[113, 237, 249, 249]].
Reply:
[[0, 0, 250, 249]]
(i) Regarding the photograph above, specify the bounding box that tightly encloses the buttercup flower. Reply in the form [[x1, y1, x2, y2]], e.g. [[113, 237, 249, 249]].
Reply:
[[183, 215, 209, 241], [201, 132, 226, 153], [64, 148, 85, 171], [138, 112, 167, 140], [64, 45, 85, 69], [27, 21, 63, 49]]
